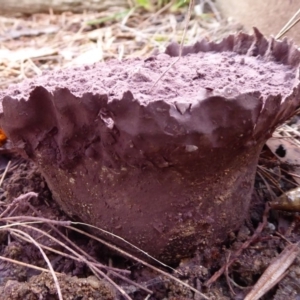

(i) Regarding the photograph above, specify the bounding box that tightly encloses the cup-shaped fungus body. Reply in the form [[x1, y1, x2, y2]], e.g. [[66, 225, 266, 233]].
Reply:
[[1, 29, 300, 263]]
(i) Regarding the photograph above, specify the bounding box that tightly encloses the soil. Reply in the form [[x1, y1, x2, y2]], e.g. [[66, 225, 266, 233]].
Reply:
[[0, 151, 300, 300]]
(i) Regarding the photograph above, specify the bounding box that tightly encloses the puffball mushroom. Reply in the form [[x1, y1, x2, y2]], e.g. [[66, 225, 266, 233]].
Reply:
[[1, 29, 300, 264]]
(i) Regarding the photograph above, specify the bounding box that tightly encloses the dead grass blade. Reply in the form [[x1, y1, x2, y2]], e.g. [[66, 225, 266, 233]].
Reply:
[[0, 215, 71, 225], [257, 165, 285, 194], [11, 227, 131, 274], [201, 0, 221, 22], [0, 216, 210, 299], [0, 255, 62, 275], [73, 221, 179, 274], [12, 223, 145, 298], [244, 242, 299, 300], [1, 214, 178, 274], [149, 0, 194, 91], [0, 3, 227, 89], [67, 224, 210, 300], [3, 222, 143, 299], [3, 220, 145, 297], [26, 203, 130, 274], [276, 8, 300, 40], [86, 10, 131, 26], [0, 192, 38, 218], [5, 227, 63, 300], [0, 160, 11, 187]]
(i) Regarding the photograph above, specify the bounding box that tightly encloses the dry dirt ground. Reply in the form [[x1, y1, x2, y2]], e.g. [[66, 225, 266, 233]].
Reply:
[[1, 2, 300, 300]]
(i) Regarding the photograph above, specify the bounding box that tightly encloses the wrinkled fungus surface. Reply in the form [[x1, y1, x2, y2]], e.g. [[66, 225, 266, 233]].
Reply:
[[1, 29, 300, 263], [2, 49, 295, 102]]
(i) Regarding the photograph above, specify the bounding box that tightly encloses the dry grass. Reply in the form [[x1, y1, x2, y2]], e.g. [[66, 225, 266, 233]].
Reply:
[[0, 1, 240, 89], [0, 213, 209, 299]]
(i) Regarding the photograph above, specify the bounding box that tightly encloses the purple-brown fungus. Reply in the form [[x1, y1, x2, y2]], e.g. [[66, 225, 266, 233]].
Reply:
[[1, 29, 300, 263]]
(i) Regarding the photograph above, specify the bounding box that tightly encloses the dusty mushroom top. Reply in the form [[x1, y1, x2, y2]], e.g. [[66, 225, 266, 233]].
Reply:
[[0, 30, 300, 167], [0, 47, 297, 105]]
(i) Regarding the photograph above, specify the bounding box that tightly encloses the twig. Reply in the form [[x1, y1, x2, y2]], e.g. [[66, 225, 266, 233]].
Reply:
[[0, 160, 11, 187], [228, 277, 249, 290], [206, 203, 270, 287], [225, 251, 235, 296], [244, 243, 299, 300], [274, 231, 293, 244]]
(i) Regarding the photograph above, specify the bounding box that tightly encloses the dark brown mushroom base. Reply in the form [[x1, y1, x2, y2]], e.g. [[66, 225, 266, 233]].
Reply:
[[1, 29, 300, 264]]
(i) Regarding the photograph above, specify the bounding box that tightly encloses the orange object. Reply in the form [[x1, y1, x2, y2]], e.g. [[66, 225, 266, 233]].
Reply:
[[0, 129, 7, 146]]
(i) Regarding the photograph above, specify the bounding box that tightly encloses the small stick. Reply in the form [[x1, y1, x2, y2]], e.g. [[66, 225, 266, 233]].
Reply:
[[244, 243, 299, 300], [276, 8, 300, 39], [0, 160, 11, 187], [206, 203, 270, 287], [149, 0, 194, 92], [225, 251, 235, 296]]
